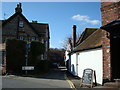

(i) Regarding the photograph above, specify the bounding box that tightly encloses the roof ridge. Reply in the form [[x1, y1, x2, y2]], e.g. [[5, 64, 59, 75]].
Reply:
[[30, 22, 48, 25], [75, 28, 101, 49], [76, 28, 98, 46]]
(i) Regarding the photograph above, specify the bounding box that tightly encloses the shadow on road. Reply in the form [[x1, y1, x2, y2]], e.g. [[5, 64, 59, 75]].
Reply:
[[13, 66, 67, 81]]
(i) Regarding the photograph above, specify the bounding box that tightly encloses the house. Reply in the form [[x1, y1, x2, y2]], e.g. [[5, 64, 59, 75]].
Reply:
[[100, 1, 120, 81], [101, 0, 120, 80], [101, 20, 120, 80], [65, 26, 103, 85], [65, 1, 120, 85], [1, 3, 50, 73]]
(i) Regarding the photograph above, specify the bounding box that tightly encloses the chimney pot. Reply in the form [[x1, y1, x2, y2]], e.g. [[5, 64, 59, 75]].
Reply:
[[15, 3, 22, 13], [72, 25, 76, 48], [32, 21, 37, 23]]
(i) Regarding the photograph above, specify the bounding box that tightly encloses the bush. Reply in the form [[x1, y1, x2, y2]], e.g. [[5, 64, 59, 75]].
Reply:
[[6, 39, 26, 74], [6, 39, 49, 75], [28, 41, 50, 74], [29, 41, 45, 66]]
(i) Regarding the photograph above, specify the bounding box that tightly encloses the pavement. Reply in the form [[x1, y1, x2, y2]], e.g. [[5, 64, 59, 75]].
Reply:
[[65, 71, 120, 90]]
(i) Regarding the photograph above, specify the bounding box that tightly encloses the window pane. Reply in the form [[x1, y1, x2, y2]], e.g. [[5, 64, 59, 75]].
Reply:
[[19, 21, 24, 28], [31, 37, 36, 41], [19, 36, 24, 40]]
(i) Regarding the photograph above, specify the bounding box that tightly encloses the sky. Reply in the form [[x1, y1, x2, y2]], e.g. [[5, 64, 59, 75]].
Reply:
[[1, 2, 102, 49]]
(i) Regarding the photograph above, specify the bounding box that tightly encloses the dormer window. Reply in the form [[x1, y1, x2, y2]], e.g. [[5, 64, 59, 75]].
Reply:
[[19, 21, 24, 28]]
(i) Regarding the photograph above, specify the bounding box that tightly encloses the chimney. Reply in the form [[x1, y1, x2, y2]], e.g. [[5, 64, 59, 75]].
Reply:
[[72, 25, 76, 48], [32, 20, 38, 23], [15, 3, 22, 13], [19, 3, 22, 8]]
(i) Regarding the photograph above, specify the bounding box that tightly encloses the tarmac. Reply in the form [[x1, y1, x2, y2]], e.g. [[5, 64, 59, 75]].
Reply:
[[65, 71, 120, 90]]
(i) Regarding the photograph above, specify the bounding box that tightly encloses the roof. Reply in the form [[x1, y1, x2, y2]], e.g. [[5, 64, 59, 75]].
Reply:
[[2, 12, 39, 37], [2, 12, 49, 37], [73, 28, 102, 53], [30, 23, 49, 37], [76, 28, 98, 46], [100, 20, 120, 32]]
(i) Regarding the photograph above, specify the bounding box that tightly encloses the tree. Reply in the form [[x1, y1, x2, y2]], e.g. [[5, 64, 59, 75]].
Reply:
[[49, 48, 65, 66], [62, 30, 82, 50]]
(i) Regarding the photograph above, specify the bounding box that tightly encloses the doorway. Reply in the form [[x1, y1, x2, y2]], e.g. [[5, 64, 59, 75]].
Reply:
[[110, 36, 120, 80]]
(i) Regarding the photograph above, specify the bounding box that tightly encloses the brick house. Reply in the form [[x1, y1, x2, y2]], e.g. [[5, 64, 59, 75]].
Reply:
[[101, 1, 120, 81], [1, 3, 50, 70]]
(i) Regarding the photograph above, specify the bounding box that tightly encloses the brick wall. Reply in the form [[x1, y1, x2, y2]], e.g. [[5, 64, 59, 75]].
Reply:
[[101, 2, 120, 25], [102, 30, 111, 80], [101, 1, 120, 81]]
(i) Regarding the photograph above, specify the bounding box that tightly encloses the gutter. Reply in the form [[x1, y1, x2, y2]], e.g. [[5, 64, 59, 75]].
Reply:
[[68, 45, 102, 55]]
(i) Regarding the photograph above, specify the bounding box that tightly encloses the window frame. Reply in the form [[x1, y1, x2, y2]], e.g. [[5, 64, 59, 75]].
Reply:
[[19, 21, 24, 28]]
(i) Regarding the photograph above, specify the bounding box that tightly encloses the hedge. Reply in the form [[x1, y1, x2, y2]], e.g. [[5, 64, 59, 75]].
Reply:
[[6, 39, 26, 74], [6, 39, 50, 75], [28, 41, 45, 66]]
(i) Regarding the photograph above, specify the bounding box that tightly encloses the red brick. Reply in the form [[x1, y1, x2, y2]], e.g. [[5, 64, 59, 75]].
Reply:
[[101, 1, 120, 80]]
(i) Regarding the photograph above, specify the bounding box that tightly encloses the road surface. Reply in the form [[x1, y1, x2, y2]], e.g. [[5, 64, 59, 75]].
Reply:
[[2, 67, 72, 89]]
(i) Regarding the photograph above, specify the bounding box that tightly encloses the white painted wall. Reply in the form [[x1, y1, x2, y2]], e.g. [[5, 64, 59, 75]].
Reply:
[[71, 54, 77, 76], [77, 48, 103, 84], [65, 51, 69, 61], [65, 51, 71, 72]]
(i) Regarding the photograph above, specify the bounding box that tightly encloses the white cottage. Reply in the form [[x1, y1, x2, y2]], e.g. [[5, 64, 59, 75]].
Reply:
[[66, 26, 103, 85]]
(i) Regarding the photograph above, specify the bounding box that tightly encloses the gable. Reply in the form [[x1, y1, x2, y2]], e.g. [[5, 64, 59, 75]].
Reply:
[[2, 12, 39, 37]]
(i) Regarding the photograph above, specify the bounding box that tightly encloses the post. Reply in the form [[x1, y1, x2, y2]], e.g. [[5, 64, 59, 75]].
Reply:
[[25, 34, 30, 75], [25, 47, 28, 75]]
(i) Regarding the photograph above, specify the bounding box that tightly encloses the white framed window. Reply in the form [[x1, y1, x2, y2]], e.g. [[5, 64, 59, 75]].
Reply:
[[31, 37, 36, 41], [19, 36, 24, 40], [41, 54, 44, 60], [41, 38, 44, 43], [19, 21, 24, 28]]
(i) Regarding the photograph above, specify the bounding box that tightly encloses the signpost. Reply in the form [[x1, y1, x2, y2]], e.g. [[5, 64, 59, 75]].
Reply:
[[25, 41, 30, 75], [80, 68, 97, 88]]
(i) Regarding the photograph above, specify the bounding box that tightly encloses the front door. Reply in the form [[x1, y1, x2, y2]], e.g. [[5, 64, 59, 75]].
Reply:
[[110, 36, 120, 80]]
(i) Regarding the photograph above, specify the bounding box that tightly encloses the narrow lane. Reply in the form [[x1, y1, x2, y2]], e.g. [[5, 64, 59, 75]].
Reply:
[[2, 66, 71, 88]]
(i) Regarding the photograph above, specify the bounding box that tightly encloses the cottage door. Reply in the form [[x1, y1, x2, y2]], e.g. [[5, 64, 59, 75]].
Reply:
[[110, 34, 120, 80]]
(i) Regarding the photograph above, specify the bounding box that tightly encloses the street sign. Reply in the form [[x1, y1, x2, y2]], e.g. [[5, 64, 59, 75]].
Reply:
[[22, 66, 34, 70]]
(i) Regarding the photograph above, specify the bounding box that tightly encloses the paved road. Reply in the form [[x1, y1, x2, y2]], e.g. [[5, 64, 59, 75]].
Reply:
[[2, 67, 71, 89]]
